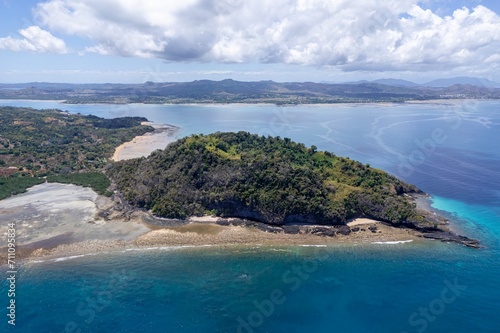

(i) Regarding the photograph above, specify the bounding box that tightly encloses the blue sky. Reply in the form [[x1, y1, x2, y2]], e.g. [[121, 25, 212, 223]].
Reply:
[[1, 0, 500, 83]]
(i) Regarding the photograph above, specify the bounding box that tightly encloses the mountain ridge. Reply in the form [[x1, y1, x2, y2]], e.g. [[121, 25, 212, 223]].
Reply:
[[1, 77, 499, 104]]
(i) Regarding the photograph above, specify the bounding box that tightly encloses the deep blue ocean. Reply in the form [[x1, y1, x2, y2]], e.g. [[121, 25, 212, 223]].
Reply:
[[1, 100, 499, 332]]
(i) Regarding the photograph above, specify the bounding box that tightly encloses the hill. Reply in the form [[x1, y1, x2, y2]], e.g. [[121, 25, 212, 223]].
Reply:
[[0, 106, 154, 198], [2, 78, 500, 104], [108, 132, 439, 230], [424, 76, 500, 88], [372, 78, 419, 87]]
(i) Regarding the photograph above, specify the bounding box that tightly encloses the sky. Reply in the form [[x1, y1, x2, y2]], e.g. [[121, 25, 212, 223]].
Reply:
[[0, 0, 500, 84]]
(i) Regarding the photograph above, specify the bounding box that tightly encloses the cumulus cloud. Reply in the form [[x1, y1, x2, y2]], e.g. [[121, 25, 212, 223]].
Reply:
[[0, 26, 67, 53], [31, 0, 500, 71]]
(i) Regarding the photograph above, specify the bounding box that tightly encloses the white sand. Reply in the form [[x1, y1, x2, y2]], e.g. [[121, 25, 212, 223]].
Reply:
[[188, 216, 220, 223], [112, 123, 179, 161], [347, 218, 380, 227]]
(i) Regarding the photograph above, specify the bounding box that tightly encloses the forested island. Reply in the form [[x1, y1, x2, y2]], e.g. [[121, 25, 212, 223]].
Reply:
[[109, 132, 423, 225], [108, 132, 479, 247]]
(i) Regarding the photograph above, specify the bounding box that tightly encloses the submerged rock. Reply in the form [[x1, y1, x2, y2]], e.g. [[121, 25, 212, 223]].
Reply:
[[421, 232, 481, 249]]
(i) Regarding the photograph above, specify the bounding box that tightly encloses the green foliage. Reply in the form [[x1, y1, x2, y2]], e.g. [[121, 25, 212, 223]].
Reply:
[[0, 107, 153, 175], [47, 172, 111, 195], [85, 115, 149, 129], [108, 132, 424, 226], [0, 106, 152, 199], [0, 176, 44, 200]]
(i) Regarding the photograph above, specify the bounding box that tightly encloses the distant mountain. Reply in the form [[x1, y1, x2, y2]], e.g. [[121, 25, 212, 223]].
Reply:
[[372, 79, 419, 87], [1, 79, 500, 104], [424, 77, 500, 88]]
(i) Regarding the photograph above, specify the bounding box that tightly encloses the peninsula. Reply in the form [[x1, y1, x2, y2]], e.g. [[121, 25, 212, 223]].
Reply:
[[0, 108, 479, 264]]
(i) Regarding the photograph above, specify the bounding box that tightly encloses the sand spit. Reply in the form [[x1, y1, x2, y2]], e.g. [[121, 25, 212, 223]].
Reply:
[[112, 122, 179, 161]]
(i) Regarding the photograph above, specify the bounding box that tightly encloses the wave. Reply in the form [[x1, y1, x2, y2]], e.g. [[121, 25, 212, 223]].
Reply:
[[52, 254, 90, 262], [372, 240, 413, 245], [121, 245, 215, 253]]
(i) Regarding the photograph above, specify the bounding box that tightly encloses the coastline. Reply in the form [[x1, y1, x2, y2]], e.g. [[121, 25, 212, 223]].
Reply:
[[112, 122, 179, 161], [8, 221, 422, 264], [61, 100, 470, 107], [0, 182, 423, 265], [0, 181, 480, 265], [0, 172, 480, 265], [403, 99, 472, 105], [0, 118, 480, 265]]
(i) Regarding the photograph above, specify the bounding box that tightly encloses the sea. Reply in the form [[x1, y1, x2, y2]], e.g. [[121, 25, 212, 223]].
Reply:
[[0, 100, 499, 333]]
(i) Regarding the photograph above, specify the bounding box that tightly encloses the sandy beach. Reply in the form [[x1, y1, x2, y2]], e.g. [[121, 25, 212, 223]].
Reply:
[[403, 99, 468, 105], [112, 122, 179, 161]]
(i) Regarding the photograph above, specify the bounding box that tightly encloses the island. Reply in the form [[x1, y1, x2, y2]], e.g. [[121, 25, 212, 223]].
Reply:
[[0, 107, 479, 263], [108, 131, 479, 247]]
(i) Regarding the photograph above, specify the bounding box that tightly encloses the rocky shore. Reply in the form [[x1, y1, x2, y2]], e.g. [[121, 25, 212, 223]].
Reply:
[[0, 183, 418, 263], [0, 180, 481, 265]]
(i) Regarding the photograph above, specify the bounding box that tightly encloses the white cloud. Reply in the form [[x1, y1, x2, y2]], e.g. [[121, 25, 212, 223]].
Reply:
[[0, 26, 67, 53], [31, 0, 500, 72]]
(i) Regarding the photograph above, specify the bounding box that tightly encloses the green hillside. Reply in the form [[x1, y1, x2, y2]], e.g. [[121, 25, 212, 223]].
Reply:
[[108, 132, 432, 228], [0, 106, 153, 199]]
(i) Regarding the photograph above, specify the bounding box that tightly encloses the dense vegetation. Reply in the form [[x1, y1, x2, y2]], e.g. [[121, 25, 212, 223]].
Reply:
[[47, 172, 112, 196], [108, 132, 430, 228], [0, 176, 44, 200], [0, 107, 153, 198]]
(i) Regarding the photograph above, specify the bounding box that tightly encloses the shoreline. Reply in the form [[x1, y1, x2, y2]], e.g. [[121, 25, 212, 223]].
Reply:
[[59, 99, 483, 107], [0, 119, 481, 264], [8, 220, 422, 265], [0, 183, 479, 265], [112, 122, 179, 161], [0, 182, 425, 265], [1, 98, 489, 107], [403, 99, 473, 105], [22, 240, 425, 266]]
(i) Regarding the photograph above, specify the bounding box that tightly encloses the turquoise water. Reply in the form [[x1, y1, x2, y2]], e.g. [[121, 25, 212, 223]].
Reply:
[[1, 100, 499, 332], [2, 244, 499, 333]]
